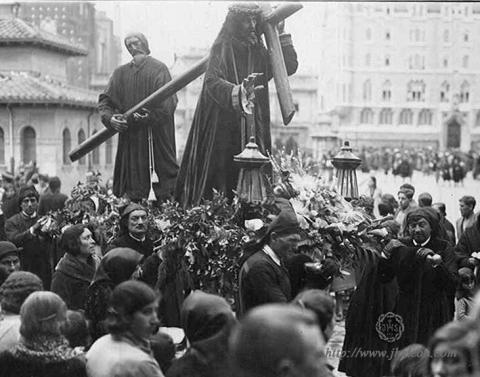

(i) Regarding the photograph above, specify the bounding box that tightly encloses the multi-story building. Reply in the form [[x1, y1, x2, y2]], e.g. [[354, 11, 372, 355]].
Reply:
[[318, 2, 480, 151], [17, 2, 121, 90], [0, 3, 117, 191]]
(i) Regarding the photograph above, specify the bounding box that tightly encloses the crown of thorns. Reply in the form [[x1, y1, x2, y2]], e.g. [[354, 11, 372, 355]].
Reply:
[[228, 3, 262, 15]]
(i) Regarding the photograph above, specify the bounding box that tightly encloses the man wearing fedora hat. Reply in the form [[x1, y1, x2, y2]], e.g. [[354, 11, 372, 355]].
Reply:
[[238, 207, 301, 316]]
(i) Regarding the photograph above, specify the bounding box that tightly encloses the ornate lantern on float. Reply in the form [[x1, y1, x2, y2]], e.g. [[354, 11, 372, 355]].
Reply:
[[331, 141, 362, 200], [234, 137, 270, 203]]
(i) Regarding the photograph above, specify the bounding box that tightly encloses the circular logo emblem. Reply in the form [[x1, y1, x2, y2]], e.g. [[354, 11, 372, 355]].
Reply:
[[376, 312, 404, 343]]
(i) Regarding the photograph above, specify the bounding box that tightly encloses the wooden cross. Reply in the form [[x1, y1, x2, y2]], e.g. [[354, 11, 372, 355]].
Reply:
[[69, 3, 302, 162]]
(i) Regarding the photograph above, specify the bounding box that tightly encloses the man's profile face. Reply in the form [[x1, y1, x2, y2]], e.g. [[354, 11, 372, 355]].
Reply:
[[459, 201, 473, 218], [408, 218, 432, 244], [128, 209, 148, 237], [398, 192, 410, 210], [21, 195, 38, 216]]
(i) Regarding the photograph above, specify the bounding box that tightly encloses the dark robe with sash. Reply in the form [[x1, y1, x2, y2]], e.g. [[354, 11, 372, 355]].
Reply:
[[98, 56, 178, 201], [176, 32, 298, 206]]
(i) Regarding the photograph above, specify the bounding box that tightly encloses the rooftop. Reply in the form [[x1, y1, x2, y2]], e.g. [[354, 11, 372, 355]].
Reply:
[[0, 17, 87, 56], [0, 71, 97, 108]]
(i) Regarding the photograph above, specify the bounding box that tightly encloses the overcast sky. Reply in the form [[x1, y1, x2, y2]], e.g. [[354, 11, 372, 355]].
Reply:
[[94, 1, 322, 74]]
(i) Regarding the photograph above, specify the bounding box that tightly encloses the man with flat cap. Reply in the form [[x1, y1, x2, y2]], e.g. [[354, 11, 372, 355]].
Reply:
[[378, 207, 458, 348], [238, 206, 301, 316], [98, 32, 178, 202]]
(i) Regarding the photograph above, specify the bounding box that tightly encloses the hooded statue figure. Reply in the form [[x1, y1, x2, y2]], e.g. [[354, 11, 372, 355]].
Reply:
[[176, 3, 298, 206], [98, 32, 178, 201]]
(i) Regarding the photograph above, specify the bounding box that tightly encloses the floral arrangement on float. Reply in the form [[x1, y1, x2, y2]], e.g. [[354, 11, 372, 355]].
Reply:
[[40, 151, 393, 301]]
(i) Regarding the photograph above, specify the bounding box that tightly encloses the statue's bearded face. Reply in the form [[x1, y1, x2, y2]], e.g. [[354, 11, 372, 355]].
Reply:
[[125, 36, 148, 57], [236, 14, 258, 45]]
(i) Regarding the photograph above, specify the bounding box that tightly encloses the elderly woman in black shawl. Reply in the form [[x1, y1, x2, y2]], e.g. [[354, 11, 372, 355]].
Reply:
[[166, 291, 236, 377], [84, 248, 143, 342], [176, 3, 298, 206], [378, 207, 459, 348]]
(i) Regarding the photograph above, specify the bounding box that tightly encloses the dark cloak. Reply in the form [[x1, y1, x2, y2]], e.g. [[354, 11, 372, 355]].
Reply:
[[377, 237, 458, 348], [98, 56, 178, 201], [338, 251, 399, 377], [176, 30, 298, 206]]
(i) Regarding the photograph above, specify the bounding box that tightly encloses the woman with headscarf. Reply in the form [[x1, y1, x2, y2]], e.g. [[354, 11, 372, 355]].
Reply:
[[166, 291, 236, 377], [378, 207, 459, 348], [51, 225, 100, 310], [0, 291, 86, 377], [86, 281, 162, 377], [84, 247, 143, 342]]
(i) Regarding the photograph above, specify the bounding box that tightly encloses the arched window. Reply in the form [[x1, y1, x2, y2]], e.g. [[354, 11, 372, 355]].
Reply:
[[363, 80, 372, 101], [382, 80, 392, 101], [418, 109, 432, 125], [440, 81, 450, 102], [0, 127, 5, 165], [360, 108, 374, 124], [463, 55, 469, 68], [475, 111, 480, 128], [105, 137, 113, 165], [443, 29, 450, 43], [78, 129, 86, 165], [460, 81, 470, 103], [407, 80, 426, 101], [385, 55, 390, 66], [62, 128, 71, 165], [379, 108, 393, 125], [399, 109, 413, 125], [91, 130, 100, 165], [21, 126, 36, 164]]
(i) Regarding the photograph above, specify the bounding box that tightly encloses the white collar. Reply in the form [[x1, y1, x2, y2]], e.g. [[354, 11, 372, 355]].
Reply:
[[22, 211, 37, 219], [263, 245, 281, 266], [129, 233, 146, 243], [413, 236, 431, 247]]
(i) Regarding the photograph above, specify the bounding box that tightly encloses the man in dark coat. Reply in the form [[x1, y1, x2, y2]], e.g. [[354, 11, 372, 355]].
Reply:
[[38, 177, 68, 216], [454, 215, 480, 285], [176, 3, 298, 206], [378, 207, 458, 348], [98, 32, 178, 201], [238, 206, 301, 317], [106, 203, 153, 258], [4, 186, 52, 289]]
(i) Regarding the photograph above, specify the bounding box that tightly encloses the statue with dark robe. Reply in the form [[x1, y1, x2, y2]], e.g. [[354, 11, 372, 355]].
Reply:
[[98, 32, 178, 201], [176, 3, 298, 206]]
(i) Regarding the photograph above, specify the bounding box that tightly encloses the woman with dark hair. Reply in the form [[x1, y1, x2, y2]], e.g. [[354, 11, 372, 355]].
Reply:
[[51, 224, 99, 310], [166, 291, 236, 377], [84, 247, 143, 342], [0, 291, 87, 377], [86, 280, 163, 377]]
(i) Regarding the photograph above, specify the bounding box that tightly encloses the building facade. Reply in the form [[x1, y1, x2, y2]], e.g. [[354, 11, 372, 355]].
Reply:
[[317, 2, 480, 152], [0, 4, 117, 192], [17, 2, 121, 90]]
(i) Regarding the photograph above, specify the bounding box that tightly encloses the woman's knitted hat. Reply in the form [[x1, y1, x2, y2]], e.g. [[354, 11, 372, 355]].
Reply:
[[0, 271, 43, 314]]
